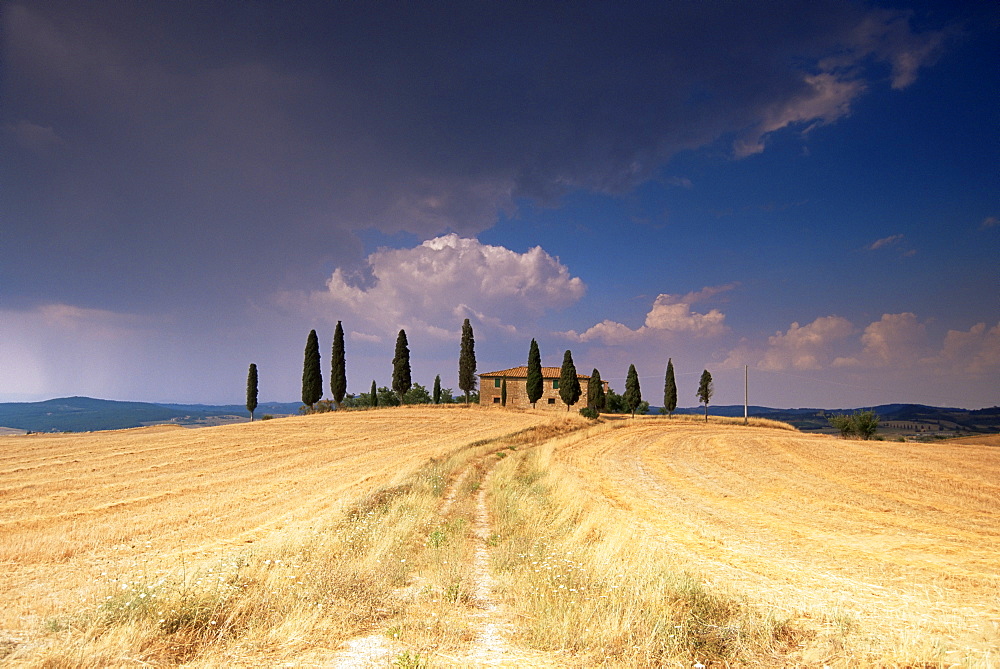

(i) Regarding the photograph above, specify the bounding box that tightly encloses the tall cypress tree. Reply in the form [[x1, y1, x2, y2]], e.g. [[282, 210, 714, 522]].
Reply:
[[697, 369, 714, 422], [370, 379, 378, 408], [588, 368, 605, 413], [392, 329, 411, 404], [624, 363, 642, 418], [330, 321, 347, 408], [501, 377, 507, 407], [663, 358, 677, 417], [526, 338, 543, 408], [246, 363, 258, 421], [301, 329, 322, 409], [433, 375, 442, 404], [558, 349, 582, 411], [458, 318, 477, 405]]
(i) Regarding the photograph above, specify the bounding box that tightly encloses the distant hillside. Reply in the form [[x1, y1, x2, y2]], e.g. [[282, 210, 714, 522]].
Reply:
[[0, 397, 300, 433], [671, 404, 1000, 435], [3, 397, 997, 436]]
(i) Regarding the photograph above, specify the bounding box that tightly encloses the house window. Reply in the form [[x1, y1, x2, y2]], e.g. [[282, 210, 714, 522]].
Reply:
[[493, 397, 501, 403], [547, 398, 556, 404], [494, 378, 501, 388], [552, 379, 559, 389]]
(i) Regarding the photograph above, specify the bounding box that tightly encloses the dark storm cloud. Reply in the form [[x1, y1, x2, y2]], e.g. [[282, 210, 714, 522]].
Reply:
[[2, 1, 950, 310]]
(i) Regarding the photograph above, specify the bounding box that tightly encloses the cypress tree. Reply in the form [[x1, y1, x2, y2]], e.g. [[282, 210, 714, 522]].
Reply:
[[330, 321, 347, 408], [697, 369, 714, 422], [588, 368, 605, 413], [558, 349, 582, 411], [526, 339, 543, 408], [501, 377, 507, 407], [624, 363, 642, 418], [370, 379, 378, 408], [663, 358, 677, 417], [433, 375, 442, 404], [246, 363, 258, 421], [392, 329, 411, 404], [459, 318, 477, 405], [301, 329, 322, 409]]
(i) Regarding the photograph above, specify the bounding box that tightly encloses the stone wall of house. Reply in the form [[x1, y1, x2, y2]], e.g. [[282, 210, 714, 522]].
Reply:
[[480, 376, 591, 410]]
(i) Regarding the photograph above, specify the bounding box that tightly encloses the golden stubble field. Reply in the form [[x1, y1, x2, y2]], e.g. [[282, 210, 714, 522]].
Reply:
[[554, 420, 1000, 663], [1, 408, 998, 666], [0, 408, 546, 634]]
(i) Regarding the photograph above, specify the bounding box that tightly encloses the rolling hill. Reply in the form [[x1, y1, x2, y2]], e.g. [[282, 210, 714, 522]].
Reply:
[[3, 396, 998, 435], [671, 403, 1000, 434], [0, 396, 300, 432]]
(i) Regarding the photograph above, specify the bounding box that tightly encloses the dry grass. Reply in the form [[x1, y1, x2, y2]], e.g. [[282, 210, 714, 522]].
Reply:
[[550, 419, 1000, 666], [3, 407, 998, 666], [641, 413, 798, 430], [0, 406, 549, 665], [942, 434, 1000, 448], [488, 421, 803, 667]]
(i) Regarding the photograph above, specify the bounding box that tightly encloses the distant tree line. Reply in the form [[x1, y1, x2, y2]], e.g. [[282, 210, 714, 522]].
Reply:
[[520, 341, 716, 420], [283, 320, 477, 416], [244, 317, 721, 422]]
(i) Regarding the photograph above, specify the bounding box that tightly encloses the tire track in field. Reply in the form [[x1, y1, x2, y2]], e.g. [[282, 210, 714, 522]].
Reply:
[[447, 450, 563, 667], [329, 437, 563, 667]]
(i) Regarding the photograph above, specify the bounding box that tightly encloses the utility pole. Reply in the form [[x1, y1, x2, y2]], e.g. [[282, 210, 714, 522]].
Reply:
[[744, 364, 748, 425]]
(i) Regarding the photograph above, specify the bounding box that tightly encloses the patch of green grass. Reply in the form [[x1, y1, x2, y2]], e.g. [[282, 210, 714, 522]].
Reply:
[[393, 649, 429, 668]]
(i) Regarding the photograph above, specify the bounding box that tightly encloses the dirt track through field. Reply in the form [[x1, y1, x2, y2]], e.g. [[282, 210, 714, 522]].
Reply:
[[555, 420, 1000, 659], [463, 463, 562, 667], [328, 439, 563, 667]]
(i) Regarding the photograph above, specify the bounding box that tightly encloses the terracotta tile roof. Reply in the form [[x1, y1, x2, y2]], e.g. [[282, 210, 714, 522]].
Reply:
[[480, 366, 589, 380]]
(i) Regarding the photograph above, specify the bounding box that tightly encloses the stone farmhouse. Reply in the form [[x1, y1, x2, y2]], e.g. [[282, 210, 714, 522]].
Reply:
[[479, 366, 608, 410]]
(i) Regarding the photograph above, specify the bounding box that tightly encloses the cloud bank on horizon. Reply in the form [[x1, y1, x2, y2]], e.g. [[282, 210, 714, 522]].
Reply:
[[1, 1, 997, 408]]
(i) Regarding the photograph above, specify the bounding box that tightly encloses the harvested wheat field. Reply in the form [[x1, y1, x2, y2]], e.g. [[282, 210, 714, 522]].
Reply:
[[0, 406, 553, 665], [2, 409, 998, 667], [552, 419, 1000, 665]]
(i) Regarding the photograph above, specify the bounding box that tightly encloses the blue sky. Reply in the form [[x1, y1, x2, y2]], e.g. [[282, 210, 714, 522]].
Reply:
[[1, 1, 998, 408]]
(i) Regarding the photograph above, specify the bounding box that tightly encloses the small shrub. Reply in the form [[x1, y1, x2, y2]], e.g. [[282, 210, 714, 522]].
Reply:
[[260, 414, 274, 420], [579, 407, 600, 420], [828, 413, 854, 438], [828, 411, 879, 440], [853, 410, 879, 440]]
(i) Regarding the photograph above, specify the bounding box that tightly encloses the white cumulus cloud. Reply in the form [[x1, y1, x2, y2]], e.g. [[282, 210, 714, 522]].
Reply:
[[833, 312, 930, 368], [292, 234, 585, 339], [563, 284, 734, 345], [725, 315, 856, 371], [763, 316, 856, 371], [927, 322, 1000, 374]]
